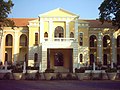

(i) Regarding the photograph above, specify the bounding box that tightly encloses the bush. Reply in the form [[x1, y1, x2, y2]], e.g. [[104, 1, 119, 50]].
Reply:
[[66, 73, 72, 80], [56, 72, 62, 80], [45, 68, 54, 73], [26, 66, 39, 70], [75, 67, 85, 73], [105, 68, 117, 73], [12, 66, 23, 73]]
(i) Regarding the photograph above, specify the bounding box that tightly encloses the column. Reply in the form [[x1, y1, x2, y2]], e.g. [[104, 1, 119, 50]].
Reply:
[[111, 33, 117, 64], [49, 21, 53, 41], [40, 20, 44, 43], [97, 32, 103, 63], [13, 31, 19, 64], [66, 21, 69, 38], [75, 20, 78, 41], [0, 30, 3, 62]]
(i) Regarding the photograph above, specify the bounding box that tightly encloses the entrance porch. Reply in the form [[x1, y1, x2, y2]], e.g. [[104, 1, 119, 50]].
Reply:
[[47, 48, 73, 72]]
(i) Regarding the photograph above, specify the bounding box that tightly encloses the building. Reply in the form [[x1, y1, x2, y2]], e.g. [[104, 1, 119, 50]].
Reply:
[[0, 8, 120, 72]]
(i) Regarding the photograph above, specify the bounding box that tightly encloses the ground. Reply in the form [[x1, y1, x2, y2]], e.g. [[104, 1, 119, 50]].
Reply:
[[0, 80, 120, 90]]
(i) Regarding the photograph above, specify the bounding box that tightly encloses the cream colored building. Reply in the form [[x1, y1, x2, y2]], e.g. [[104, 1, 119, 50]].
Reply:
[[0, 8, 120, 72]]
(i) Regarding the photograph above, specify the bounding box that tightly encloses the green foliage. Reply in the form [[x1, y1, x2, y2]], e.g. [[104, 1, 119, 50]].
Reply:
[[12, 67, 23, 73], [12, 64, 23, 73], [45, 68, 54, 73], [0, 0, 14, 27], [98, 0, 120, 29], [105, 68, 117, 73], [75, 67, 85, 73]]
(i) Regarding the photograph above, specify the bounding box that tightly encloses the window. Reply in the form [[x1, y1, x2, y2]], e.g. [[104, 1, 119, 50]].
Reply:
[[79, 33, 83, 46], [103, 35, 110, 47], [80, 54, 83, 62], [70, 32, 74, 38], [89, 35, 97, 47], [117, 35, 120, 47], [6, 34, 12, 46], [117, 54, 120, 65], [34, 53, 38, 67], [54, 52, 63, 66], [35, 33, 38, 45], [90, 54, 94, 65], [44, 32, 48, 37], [103, 54, 107, 65], [54, 26, 64, 38]]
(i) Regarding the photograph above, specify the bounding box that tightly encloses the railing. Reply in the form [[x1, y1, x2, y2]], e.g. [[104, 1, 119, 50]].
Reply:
[[44, 38, 76, 42]]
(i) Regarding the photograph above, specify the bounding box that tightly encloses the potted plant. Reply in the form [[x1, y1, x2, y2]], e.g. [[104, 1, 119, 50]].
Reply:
[[12, 65, 23, 80], [75, 67, 85, 80], [105, 67, 117, 80], [44, 68, 55, 80]]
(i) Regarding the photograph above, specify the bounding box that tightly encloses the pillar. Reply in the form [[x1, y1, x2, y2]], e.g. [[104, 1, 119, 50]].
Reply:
[[66, 21, 69, 38], [111, 33, 117, 64], [13, 31, 19, 64], [75, 20, 78, 42], [49, 21, 53, 41], [97, 32, 103, 63], [40, 20, 44, 43]]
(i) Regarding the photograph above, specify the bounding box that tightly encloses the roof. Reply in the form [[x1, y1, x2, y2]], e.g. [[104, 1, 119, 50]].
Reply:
[[8, 18, 114, 28], [39, 8, 79, 17], [84, 20, 115, 28], [9, 18, 36, 26]]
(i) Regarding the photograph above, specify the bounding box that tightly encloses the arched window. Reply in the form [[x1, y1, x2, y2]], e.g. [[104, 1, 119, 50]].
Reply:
[[20, 34, 27, 46], [79, 33, 83, 46], [35, 33, 38, 45], [25, 54, 27, 62], [70, 32, 74, 38], [34, 53, 38, 67], [89, 35, 97, 47], [54, 26, 64, 38], [117, 35, 120, 47], [80, 54, 83, 62], [5, 34, 13, 46], [90, 54, 94, 65], [54, 52, 63, 66], [44, 32, 48, 37], [117, 54, 120, 65], [103, 54, 107, 65], [103, 35, 110, 47], [5, 53, 8, 62]]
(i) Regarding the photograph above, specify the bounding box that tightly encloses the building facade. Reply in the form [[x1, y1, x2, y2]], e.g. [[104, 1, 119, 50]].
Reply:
[[0, 8, 120, 72]]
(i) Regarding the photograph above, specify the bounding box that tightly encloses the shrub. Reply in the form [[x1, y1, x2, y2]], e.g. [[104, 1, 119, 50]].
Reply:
[[75, 67, 85, 73], [56, 72, 62, 80], [66, 73, 72, 80], [45, 68, 54, 73], [26, 66, 39, 70], [105, 68, 117, 73], [12, 66, 23, 73]]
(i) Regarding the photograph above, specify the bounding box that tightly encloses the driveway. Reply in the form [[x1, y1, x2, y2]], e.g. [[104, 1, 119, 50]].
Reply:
[[0, 80, 120, 90]]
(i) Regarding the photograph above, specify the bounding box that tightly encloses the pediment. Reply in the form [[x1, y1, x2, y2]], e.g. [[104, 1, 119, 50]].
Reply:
[[39, 8, 79, 17]]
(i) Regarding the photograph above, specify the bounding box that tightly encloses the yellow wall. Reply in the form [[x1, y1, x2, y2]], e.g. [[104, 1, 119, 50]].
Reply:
[[29, 27, 39, 47]]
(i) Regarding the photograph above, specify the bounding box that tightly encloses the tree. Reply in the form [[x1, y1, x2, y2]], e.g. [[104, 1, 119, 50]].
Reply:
[[0, 0, 14, 27], [98, 0, 120, 29]]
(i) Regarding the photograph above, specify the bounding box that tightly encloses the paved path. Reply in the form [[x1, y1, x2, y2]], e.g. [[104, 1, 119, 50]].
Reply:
[[0, 80, 120, 90]]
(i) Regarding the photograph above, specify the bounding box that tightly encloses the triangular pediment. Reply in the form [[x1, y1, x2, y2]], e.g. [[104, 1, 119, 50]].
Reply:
[[39, 8, 79, 17]]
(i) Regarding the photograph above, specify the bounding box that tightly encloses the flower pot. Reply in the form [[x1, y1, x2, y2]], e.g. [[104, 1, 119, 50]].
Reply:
[[76, 73, 85, 80], [13, 73, 23, 80], [107, 73, 117, 80]]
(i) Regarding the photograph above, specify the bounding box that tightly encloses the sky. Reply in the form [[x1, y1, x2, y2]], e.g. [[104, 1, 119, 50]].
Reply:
[[8, 0, 104, 19]]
